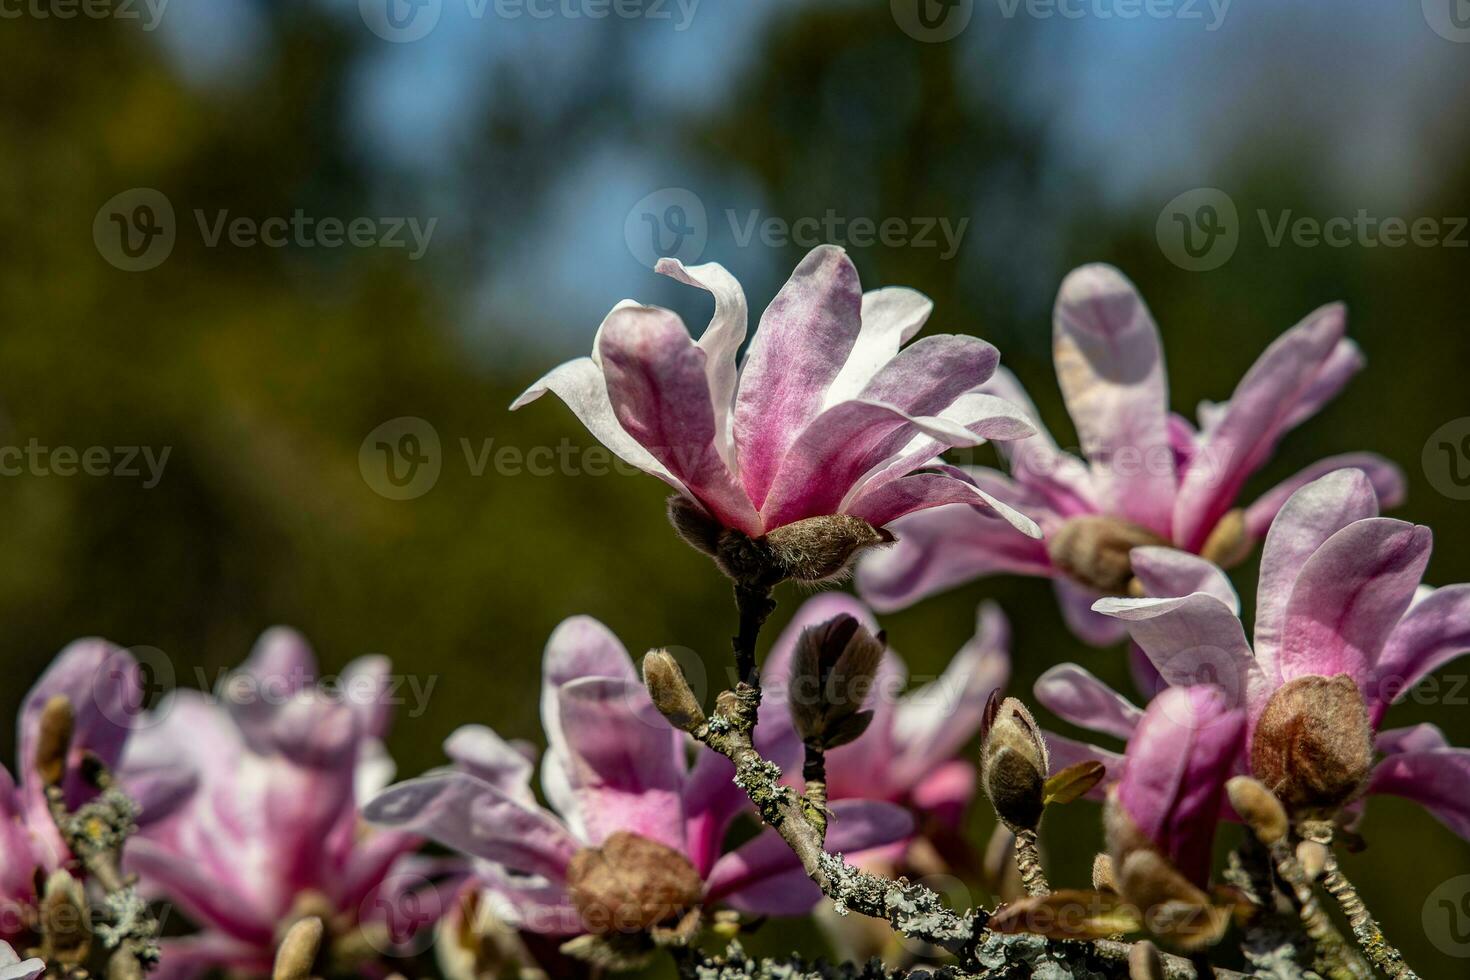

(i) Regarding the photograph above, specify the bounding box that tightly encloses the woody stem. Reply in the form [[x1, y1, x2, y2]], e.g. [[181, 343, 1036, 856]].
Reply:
[[1012, 828, 1050, 897], [1301, 821, 1419, 980], [731, 583, 776, 689]]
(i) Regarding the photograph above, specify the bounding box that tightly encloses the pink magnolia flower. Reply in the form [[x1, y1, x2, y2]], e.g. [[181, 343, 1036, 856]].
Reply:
[[1, 640, 144, 948], [118, 629, 425, 980], [1035, 469, 1470, 838], [364, 615, 914, 939], [512, 245, 1039, 544], [1107, 686, 1245, 889], [858, 264, 1404, 645], [755, 593, 1009, 837]]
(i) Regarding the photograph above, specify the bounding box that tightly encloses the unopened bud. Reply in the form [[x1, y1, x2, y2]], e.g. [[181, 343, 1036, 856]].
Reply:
[[1296, 840, 1328, 881], [1092, 853, 1118, 894], [273, 916, 324, 980], [1226, 776, 1288, 847], [789, 615, 883, 750], [1200, 509, 1252, 569], [40, 869, 91, 966], [1128, 939, 1165, 980], [36, 695, 75, 788], [666, 495, 721, 558], [566, 831, 704, 935], [1046, 515, 1167, 595], [1118, 849, 1228, 951], [980, 694, 1050, 832], [641, 651, 705, 733], [762, 515, 893, 583], [1250, 674, 1372, 813]]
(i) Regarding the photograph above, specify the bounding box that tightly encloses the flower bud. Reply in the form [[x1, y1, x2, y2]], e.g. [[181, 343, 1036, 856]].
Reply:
[[1046, 515, 1168, 595], [980, 693, 1050, 832], [1250, 674, 1372, 813], [788, 614, 883, 750], [641, 651, 706, 733], [1128, 939, 1165, 980], [1200, 508, 1252, 569], [273, 916, 324, 980], [1092, 853, 1118, 894], [40, 869, 91, 966], [762, 515, 893, 583], [566, 831, 704, 935], [1226, 776, 1288, 847], [665, 495, 721, 558], [36, 694, 74, 788]]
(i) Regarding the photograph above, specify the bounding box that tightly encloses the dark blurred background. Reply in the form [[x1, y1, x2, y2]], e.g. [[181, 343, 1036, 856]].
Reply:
[[2, 0, 1468, 975]]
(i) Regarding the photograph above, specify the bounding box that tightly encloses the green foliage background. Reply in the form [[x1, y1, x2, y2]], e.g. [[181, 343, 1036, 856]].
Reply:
[[1, 4, 1467, 976]]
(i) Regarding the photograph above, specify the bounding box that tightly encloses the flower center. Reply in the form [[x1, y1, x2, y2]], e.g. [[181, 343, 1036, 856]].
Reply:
[[1046, 515, 1169, 595], [565, 831, 704, 936]]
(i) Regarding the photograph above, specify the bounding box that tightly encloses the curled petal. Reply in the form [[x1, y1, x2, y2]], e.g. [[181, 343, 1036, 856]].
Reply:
[[1034, 664, 1142, 742], [1129, 546, 1240, 612], [1367, 747, 1470, 841], [1243, 454, 1404, 540], [1371, 584, 1470, 722]]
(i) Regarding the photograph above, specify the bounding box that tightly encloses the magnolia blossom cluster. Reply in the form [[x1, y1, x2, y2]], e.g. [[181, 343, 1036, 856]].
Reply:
[[11, 247, 1468, 979]]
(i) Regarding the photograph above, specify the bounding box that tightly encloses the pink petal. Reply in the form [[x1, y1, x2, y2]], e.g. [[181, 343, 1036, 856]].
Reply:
[[363, 772, 578, 880], [1052, 264, 1175, 536], [981, 366, 1097, 517], [909, 759, 978, 830], [1376, 723, 1449, 756], [1244, 454, 1405, 540], [1367, 748, 1470, 840], [1034, 664, 1142, 741], [856, 475, 1054, 614], [146, 933, 269, 980], [656, 258, 748, 470], [474, 864, 582, 935], [1172, 303, 1347, 551], [733, 245, 863, 508], [887, 603, 1009, 789], [823, 287, 933, 405], [1281, 337, 1364, 432], [553, 676, 687, 852], [845, 472, 1034, 531], [599, 305, 760, 534], [1056, 578, 1130, 648], [443, 725, 537, 804], [1371, 584, 1470, 723], [681, 748, 749, 877], [1115, 686, 1246, 886], [1253, 468, 1381, 686], [1092, 593, 1264, 716], [703, 800, 913, 915], [1129, 546, 1240, 611], [338, 654, 394, 742], [1279, 518, 1431, 692], [511, 354, 686, 489], [125, 836, 277, 944]]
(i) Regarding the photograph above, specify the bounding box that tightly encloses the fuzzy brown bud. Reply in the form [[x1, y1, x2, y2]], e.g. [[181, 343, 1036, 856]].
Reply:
[[980, 693, 1050, 832], [1046, 515, 1168, 595], [666, 495, 722, 558], [566, 831, 704, 935], [1128, 939, 1165, 980], [36, 694, 75, 788], [789, 614, 883, 750], [1296, 840, 1328, 881], [1092, 853, 1118, 894], [763, 515, 894, 583], [641, 651, 706, 733], [1250, 674, 1373, 813], [1226, 776, 1289, 847], [273, 916, 324, 980]]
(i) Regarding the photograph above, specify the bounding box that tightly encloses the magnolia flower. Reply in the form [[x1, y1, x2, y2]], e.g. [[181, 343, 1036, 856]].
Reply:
[[1035, 469, 1470, 838], [1104, 687, 1244, 949], [364, 615, 913, 956], [756, 593, 1008, 837], [859, 264, 1404, 645], [1, 641, 144, 948], [118, 629, 425, 980], [512, 245, 1039, 580]]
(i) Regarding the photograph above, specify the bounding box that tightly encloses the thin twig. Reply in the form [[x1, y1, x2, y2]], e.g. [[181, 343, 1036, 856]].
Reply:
[[1301, 821, 1419, 980], [1012, 829, 1049, 897], [731, 584, 776, 687]]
